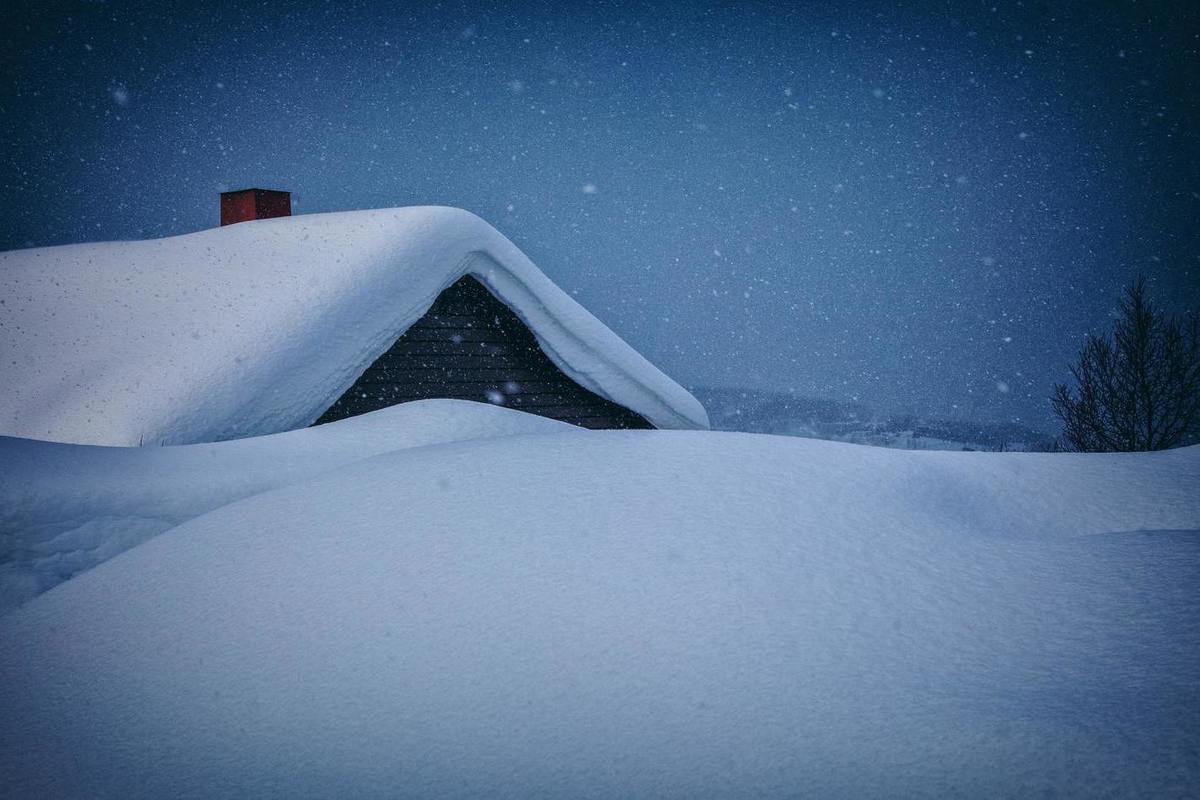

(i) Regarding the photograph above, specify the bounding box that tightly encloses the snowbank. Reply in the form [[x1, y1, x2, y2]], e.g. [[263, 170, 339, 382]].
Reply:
[[0, 399, 573, 612], [0, 207, 708, 445], [1, 433, 1197, 798]]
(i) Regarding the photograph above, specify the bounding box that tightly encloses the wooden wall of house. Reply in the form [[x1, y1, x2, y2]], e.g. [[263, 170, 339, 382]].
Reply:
[[314, 275, 654, 429]]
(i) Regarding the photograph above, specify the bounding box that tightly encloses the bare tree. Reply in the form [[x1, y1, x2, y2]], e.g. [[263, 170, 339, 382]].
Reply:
[[1052, 278, 1200, 452]]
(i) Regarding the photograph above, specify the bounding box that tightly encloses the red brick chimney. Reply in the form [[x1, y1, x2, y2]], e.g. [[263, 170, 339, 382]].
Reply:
[[220, 188, 291, 226]]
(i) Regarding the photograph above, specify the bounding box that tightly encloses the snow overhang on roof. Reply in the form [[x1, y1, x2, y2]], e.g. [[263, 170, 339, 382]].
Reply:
[[0, 207, 709, 445]]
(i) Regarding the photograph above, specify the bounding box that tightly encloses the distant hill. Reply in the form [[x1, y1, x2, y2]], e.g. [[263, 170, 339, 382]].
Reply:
[[694, 387, 1055, 452]]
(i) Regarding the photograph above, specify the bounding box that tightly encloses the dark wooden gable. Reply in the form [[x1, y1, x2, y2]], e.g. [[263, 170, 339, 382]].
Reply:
[[314, 275, 653, 429]]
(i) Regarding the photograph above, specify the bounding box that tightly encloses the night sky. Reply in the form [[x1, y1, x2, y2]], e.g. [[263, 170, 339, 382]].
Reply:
[[3, 1, 1198, 429]]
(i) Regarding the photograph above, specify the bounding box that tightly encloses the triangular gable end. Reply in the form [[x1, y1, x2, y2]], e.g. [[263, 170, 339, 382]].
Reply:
[[314, 275, 654, 429]]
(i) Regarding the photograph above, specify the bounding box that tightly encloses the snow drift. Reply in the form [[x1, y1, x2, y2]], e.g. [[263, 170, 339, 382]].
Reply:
[[0, 399, 574, 612], [1, 429, 1197, 798], [0, 207, 708, 445]]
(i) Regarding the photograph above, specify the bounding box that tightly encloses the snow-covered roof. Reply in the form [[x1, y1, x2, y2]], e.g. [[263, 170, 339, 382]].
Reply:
[[0, 207, 709, 445]]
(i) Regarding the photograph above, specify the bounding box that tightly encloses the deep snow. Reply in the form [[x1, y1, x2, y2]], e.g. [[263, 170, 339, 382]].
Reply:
[[0, 420, 1197, 798], [0, 399, 573, 612], [0, 207, 708, 445]]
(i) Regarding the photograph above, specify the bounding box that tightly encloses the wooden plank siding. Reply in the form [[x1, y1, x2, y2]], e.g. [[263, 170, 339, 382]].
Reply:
[[313, 275, 654, 429]]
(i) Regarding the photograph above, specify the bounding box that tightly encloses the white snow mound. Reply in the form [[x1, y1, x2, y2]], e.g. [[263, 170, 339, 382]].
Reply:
[[0, 207, 708, 445], [0, 399, 574, 612], [1, 434, 1197, 798]]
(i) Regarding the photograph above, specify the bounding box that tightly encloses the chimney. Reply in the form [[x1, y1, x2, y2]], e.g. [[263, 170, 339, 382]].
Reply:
[[220, 188, 292, 226]]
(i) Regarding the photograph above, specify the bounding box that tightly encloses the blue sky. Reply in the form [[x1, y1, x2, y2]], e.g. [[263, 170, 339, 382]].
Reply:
[[3, 0, 1198, 428]]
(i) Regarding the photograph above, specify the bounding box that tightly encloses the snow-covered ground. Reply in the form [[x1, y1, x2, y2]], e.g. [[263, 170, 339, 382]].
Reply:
[[1, 402, 1197, 798], [0, 400, 572, 612]]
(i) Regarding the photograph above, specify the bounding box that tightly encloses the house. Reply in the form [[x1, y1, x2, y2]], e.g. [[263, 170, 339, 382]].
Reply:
[[312, 273, 656, 429], [0, 198, 708, 446]]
